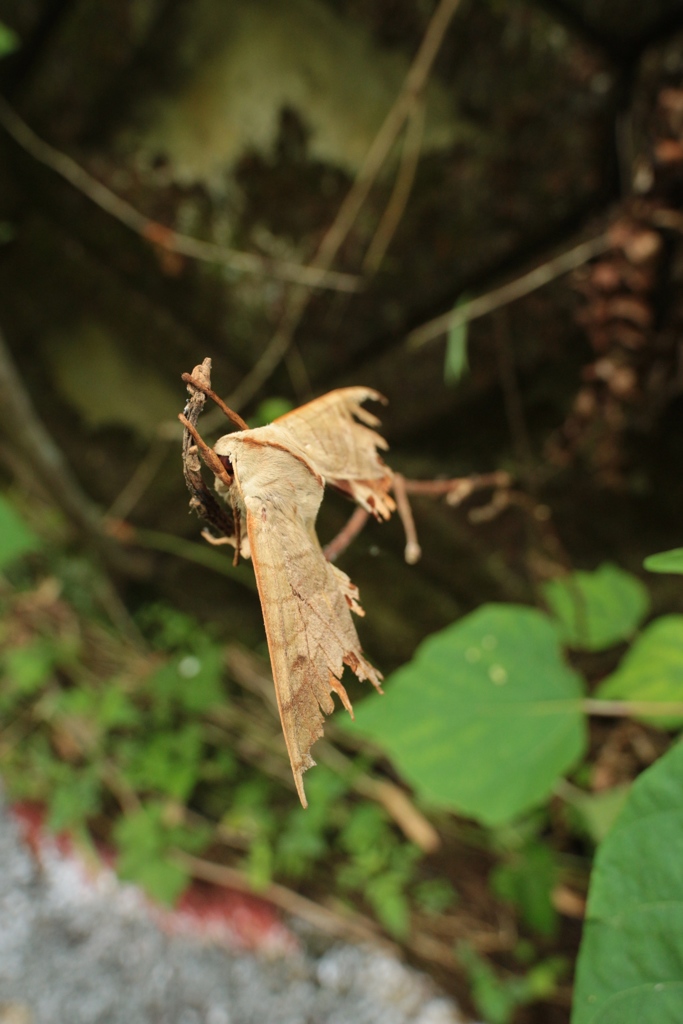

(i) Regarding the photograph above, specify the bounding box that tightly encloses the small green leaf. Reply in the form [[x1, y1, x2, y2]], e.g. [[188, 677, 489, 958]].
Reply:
[[543, 563, 649, 651], [0, 495, 41, 570], [572, 740, 683, 1024], [48, 771, 101, 831], [564, 785, 631, 845], [114, 803, 208, 904], [444, 293, 471, 385], [491, 842, 558, 937], [365, 871, 410, 938], [2, 639, 58, 695], [252, 397, 294, 426], [414, 878, 458, 914], [596, 615, 683, 727], [644, 548, 683, 575], [351, 605, 586, 826], [0, 22, 19, 58]]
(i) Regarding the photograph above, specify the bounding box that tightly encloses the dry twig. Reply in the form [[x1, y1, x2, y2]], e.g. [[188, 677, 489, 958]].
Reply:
[[406, 233, 611, 350], [0, 97, 359, 293]]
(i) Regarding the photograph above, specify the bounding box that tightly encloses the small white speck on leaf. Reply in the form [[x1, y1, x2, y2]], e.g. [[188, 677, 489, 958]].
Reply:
[[489, 664, 507, 685]]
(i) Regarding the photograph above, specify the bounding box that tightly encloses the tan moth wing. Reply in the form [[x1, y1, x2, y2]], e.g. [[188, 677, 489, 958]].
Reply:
[[217, 435, 383, 805], [211, 390, 392, 804], [271, 387, 395, 520]]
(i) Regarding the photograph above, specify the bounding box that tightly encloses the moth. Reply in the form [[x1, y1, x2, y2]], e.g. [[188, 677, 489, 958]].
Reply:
[[180, 362, 395, 805]]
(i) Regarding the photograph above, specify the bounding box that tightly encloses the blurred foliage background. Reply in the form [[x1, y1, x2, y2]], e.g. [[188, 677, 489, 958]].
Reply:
[[2, 1, 683, 1022]]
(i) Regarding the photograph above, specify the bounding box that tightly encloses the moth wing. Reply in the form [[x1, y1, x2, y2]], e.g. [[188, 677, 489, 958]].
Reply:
[[273, 388, 395, 519], [234, 444, 382, 806]]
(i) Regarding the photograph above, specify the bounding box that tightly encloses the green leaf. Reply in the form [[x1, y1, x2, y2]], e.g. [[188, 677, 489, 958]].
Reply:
[[491, 842, 558, 937], [365, 871, 411, 938], [2, 639, 58, 695], [0, 495, 41, 570], [0, 22, 19, 58], [564, 785, 631, 845], [644, 548, 683, 575], [146, 644, 224, 714], [123, 724, 203, 800], [444, 293, 471, 385], [596, 616, 683, 727], [351, 605, 587, 826], [48, 770, 101, 831], [252, 396, 295, 426], [114, 803, 209, 904], [572, 740, 683, 1024], [543, 563, 649, 652]]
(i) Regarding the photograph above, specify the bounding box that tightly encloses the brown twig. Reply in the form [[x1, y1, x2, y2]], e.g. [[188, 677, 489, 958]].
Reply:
[[0, 97, 359, 293], [392, 473, 422, 565], [362, 98, 427, 274], [181, 373, 249, 431], [583, 698, 683, 717], [323, 507, 370, 562], [172, 850, 395, 949], [404, 470, 511, 500], [322, 471, 512, 564], [406, 233, 611, 350], [179, 360, 235, 540]]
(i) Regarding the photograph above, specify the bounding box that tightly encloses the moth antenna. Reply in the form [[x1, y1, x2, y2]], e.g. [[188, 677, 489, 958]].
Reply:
[[178, 414, 235, 490], [181, 373, 249, 431]]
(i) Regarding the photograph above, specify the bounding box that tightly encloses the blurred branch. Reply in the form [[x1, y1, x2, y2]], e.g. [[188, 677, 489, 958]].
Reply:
[[0, 325, 141, 576], [0, 97, 359, 293], [172, 850, 394, 948], [362, 97, 426, 274], [406, 232, 611, 350]]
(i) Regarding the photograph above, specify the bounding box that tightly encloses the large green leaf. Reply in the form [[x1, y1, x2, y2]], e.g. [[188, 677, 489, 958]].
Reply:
[[351, 604, 586, 826], [572, 740, 683, 1024], [644, 548, 683, 575], [542, 564, 649, 652], [0, 494, 41, 570], [596, 616, 683, 727]]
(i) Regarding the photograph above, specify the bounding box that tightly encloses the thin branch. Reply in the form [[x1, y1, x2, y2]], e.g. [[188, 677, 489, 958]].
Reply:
[[105, 438, 168, 520], [323, 506, 370, 562], [392, 473, 422, 565], [402, 470, 511, 499], [406, 233, 611, 350], [0, 96, 359, 293], [362, 98, 426, 274], [173, 850, 395, 950], [180, 373, 249, 431]]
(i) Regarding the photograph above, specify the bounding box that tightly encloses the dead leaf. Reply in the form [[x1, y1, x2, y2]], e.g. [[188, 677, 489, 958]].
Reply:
[[209, 388, 395, 805]]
